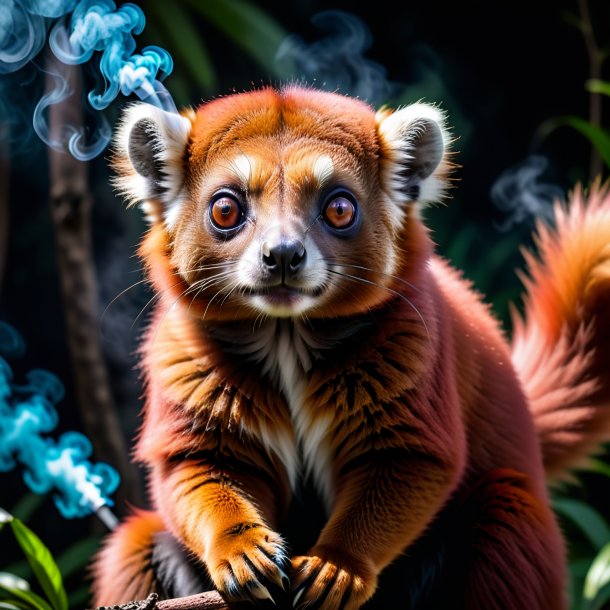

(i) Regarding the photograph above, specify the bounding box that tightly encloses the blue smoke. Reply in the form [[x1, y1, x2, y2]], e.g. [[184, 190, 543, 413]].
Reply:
[[491, 155, 564, 230], [276, 11, 400, 106], [49, 2, 174, 111], [0, 321, 119, 519], [0, 1, 47, 74], [0, 0, 175, 160]]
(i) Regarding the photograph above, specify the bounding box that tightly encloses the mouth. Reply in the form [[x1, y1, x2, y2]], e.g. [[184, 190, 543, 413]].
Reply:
[[244, 283, 325, 314], [247, 283, 324, 300]]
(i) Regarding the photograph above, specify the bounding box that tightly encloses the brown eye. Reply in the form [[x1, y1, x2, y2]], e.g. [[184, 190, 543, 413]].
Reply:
[[210, 194, 244, 231], [323, 194, 357, 230]]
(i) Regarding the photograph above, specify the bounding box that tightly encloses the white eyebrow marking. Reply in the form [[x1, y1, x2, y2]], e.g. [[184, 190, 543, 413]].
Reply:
[[312, 154, 334, 189], [230, 153, 256, 185]]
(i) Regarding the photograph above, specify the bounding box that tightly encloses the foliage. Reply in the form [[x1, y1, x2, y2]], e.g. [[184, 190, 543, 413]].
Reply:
[[553, 467, 610, 610], [143, 0, 289, 107], [0, 508, 67, 610], [539, 110, 610, 173], [422, 201, 527, 328], [0, 497, 102, 610], [538, 69, 610, 176]]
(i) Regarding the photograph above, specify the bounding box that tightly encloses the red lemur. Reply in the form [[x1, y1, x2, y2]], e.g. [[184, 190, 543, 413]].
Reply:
[[93, 87, 610, 609]]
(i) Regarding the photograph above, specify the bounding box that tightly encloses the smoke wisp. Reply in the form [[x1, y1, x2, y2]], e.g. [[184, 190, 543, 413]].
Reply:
[[0, 321, 120, 518], [491, 155, 564, 230], [0, 0, 176, 160], [276, 10, 401, 106]]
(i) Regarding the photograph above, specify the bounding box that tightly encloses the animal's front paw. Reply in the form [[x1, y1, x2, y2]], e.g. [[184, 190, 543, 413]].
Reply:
[[206, 522, 289, 605], [291, 546, 377, 610]]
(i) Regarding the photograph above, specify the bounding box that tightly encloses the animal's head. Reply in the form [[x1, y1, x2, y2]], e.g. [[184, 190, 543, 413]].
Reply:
[[114, 87, 451, 320]]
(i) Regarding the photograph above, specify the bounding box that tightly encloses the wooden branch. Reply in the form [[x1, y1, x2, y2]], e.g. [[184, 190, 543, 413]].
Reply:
[[45, 52, 143, 512], [578, 0, 604, 180], [95, 591, 249, 610], [157, 592, 241, 610]]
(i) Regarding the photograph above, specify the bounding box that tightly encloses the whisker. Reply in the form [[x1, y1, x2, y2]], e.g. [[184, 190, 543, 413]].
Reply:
[[339, 263, 421, 293], [253, 310, 268, 331], [325, 259, 422, 294], [328, 269, 429, 339], [203, 283, 236, 321], [323, 275, 373, 319], [218, 280, 242, 308], [101, 276, 152, 326], [104, 263, 232, 324], [185, 268, 240, 316], [180, 262, 234, 273], [131, 281, 181, 329], [184, 271, 233, 297], [304, 214, 323, 235], [187, 275, 230, 315]]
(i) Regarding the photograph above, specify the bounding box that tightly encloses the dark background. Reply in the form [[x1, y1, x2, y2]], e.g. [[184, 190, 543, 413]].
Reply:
[[1, 0, 609, 604]]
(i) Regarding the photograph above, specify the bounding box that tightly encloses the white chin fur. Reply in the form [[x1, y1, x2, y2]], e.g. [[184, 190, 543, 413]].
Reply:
[[249, 294, 319, 318]]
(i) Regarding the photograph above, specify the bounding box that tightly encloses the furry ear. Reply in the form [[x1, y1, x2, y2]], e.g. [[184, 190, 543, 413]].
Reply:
[[113, 103, 193, 226], [376, 103, 450, 223]]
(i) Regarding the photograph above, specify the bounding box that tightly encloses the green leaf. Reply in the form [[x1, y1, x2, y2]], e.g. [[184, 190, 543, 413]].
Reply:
[[586, 79, 610, 98], [568, 557, 592, 610], [148, 0, 217, 93], [0, 575, 28, 593], [554, 498, 610, 551], [445, 224, 478, 270], [66, 586, 90, 610], [0, 564, 29, 583], [476, 235, 521, 291], [0, 602, 27, 610], [580, 458, 610, 480], [538, 116, 610, 170], [56, 536, 101, 580], [187, 0, 289, 78], [9, 497, 44, 525], [9, 520, 67, 610], [0, 583, 53, 610], [583, 541, 610, 609]]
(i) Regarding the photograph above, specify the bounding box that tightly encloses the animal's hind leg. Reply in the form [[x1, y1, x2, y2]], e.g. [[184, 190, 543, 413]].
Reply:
[[92, 509, 212, 606], [365, 469, 566, 609], [461, 469, 566, 610]]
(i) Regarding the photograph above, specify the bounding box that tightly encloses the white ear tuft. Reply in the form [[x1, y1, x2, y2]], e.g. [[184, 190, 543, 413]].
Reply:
[[376, 102, 450, 225], [113, 103, 192, 226]]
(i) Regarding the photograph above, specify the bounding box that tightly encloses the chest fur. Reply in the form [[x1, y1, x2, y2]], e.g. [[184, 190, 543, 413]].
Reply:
[[225, 320, 337, 509]]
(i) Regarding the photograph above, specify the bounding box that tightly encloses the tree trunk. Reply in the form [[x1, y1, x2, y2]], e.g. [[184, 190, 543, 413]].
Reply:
[[0, 124, 9, 298], [578, 0, 603, 180], [46, 54, 143, 513]]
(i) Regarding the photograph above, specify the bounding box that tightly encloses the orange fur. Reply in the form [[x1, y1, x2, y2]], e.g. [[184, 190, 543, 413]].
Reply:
[[92, 87, 610, 609], [93, 510, 165, 603], [512, 181, 610, 481]]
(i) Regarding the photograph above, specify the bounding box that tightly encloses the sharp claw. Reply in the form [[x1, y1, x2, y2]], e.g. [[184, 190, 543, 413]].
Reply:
[[293, 588, 305, 608], [269, 567, 290, 590], [251, 583, 275, 603]]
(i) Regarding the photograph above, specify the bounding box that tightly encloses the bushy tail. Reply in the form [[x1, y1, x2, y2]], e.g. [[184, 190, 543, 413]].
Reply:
[[92, 509, 211, 605], [92, 510, 165, 605], [511, 181, 610, 483]]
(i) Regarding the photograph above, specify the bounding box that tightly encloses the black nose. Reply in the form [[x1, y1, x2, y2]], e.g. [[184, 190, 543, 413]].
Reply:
[[261, 239, 306, 277]]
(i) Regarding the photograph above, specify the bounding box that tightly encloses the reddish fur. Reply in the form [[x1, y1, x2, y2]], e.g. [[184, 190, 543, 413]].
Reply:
[[92, 87, 610, 609], [93, 510, 164, 603], [512, 181, 610, 480]]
